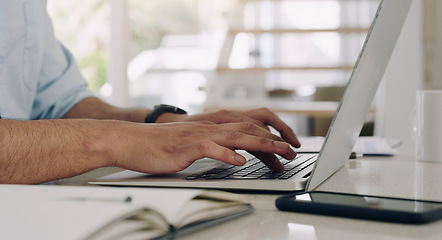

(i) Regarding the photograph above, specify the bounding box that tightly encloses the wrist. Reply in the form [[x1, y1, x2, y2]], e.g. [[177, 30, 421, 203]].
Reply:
[[76, 119, 118, 169], [155, 112, 188, 123], [94, 120, 133, 168]]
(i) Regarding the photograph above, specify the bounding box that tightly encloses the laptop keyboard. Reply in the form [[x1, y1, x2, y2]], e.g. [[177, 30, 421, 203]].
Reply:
[[186, 154, 317, 180]]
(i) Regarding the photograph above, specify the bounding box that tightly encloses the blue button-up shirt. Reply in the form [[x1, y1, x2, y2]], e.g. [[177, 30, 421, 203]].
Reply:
[[0, 0, 94, 120]]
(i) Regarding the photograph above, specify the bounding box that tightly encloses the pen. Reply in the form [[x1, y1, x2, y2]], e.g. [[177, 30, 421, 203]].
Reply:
[[349, 152, 393, 159], [297, 152, 393, 159], [60, 195, 133, 203]]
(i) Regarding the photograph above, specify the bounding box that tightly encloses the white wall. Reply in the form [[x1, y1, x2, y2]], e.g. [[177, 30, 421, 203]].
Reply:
[[376, 0, 423, 157], [424, 0, 442, 89]]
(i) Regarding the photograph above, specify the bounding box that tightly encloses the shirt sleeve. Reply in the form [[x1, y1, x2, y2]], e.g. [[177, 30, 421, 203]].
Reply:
[[31, 43, 95, 120], [29, 7, 95, 120]]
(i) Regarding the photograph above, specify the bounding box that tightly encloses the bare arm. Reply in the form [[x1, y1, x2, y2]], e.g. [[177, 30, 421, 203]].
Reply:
[[0, 119, 110, 184], [63, 97, 150, 122], [0, 97, 162, 184]]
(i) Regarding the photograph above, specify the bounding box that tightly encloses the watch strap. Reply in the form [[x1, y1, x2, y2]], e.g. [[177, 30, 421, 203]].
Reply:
[[144, 104, 187, 123]]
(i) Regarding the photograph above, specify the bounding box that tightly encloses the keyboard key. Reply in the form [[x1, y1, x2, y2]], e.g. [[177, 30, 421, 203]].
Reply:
[[224, 175, 262, 180], [245, 172, 267, 178], [260, 172, 285, 179]]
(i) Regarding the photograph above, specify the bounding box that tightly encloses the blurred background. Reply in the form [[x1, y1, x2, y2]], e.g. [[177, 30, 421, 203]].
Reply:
[[47, 0, 436, 150]]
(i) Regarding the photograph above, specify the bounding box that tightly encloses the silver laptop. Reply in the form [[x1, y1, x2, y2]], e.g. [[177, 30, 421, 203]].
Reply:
[[91, 0, 411, 192]]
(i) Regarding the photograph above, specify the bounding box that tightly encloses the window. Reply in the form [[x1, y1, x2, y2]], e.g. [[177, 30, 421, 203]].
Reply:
[[48, 0, 380, 111], [47, 0, 108, 91], [221, 0, 381, 90]]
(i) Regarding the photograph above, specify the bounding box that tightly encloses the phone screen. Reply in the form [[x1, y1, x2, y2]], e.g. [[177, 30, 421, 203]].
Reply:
[[293, 192, 442, 213]]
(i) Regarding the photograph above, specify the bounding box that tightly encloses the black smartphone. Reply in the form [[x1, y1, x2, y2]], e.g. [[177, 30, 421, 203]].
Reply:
[[276, 191, 442, 224]]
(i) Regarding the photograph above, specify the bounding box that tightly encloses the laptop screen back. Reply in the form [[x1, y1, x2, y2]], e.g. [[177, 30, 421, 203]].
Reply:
[[306, 0, 412, 191]]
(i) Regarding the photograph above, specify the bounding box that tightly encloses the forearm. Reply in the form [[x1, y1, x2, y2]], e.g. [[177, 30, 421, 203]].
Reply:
[[63, 97, 150, 123], [0, 119, 111, 184], [64, 97, 189, 123]]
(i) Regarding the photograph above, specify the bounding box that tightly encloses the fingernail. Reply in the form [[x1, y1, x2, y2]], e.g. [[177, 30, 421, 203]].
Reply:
[[234, 154, 246, 165], [273, 141, 289, 149]]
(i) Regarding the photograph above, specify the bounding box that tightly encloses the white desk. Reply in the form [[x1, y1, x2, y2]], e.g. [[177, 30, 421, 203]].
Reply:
[[177, 155, 442, 240], [55, 154, 442, 240]]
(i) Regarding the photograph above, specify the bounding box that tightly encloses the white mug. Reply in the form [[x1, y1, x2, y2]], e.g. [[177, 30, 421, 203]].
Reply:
[[415, 90, 442, 162]]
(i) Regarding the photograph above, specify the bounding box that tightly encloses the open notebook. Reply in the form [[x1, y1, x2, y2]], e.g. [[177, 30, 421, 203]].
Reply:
[[0, 185, 252, 240], [91, 0, 412, 192]]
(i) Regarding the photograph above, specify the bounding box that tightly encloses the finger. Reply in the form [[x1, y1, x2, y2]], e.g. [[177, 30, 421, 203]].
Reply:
[[210, 130, 297, 160], [187, 122, 283, 143], [247, 109, 301, 148], [223, 122, 284, 142], [272, 122, 300, 148], [248, 151, 284, 172], [175, 140, 247, 169], [214, 110, 270, 131]]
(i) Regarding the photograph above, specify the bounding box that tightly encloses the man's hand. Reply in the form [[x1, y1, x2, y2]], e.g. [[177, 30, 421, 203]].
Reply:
[[64, 98, 301, 173], [66, 98, 300, 149], [107, 120, 297, 173], [156, 108, 301, 170], [157, 108, 300, 147]]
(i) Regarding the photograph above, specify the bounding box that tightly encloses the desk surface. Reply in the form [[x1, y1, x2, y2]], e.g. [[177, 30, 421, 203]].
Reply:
[[55, 154, 442, 240]]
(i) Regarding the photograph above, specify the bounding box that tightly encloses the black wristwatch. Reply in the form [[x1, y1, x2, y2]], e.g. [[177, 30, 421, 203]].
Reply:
[[144, 104, 187, 123]]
